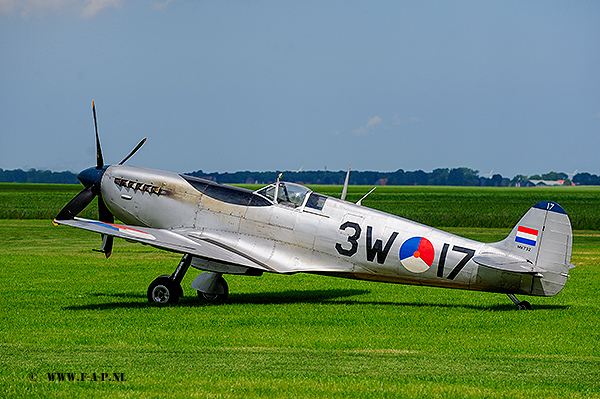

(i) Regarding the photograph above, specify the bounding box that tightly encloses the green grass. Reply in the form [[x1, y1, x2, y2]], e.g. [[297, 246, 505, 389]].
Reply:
[[0, 183, 98, 220], [312, 185, 600, 230], [5, 183, 600, 229], [0, 220, 599, 398], [1, 184, 600, 397]]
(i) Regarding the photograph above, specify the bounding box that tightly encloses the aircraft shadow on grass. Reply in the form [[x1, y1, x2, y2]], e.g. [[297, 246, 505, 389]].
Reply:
[[63, 289, 568, 312], [329, 300, 568, 312], [64, 288, 370, 311]]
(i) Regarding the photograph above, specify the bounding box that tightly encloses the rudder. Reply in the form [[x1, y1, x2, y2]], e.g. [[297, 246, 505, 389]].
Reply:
[[490, 201, 574, 296]]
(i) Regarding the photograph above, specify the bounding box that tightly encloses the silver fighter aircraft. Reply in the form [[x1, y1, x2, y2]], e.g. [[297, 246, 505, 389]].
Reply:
[[54, 102, 574, 310]]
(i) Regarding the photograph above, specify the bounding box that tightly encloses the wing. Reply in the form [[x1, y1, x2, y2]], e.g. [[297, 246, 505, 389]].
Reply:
[[54, 218, 276, 273]]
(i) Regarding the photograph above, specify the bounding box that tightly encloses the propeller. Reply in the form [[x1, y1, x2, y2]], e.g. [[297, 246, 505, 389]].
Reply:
[[119, 137, 147, 165], [54, 101, 146, 258], [93, 100, 103, 169], [55, 185, 96, 220], [96, 188, 114, 257]]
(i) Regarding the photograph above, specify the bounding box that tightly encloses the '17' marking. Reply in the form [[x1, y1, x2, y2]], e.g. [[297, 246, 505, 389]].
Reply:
[[335, 221, 475, 279]]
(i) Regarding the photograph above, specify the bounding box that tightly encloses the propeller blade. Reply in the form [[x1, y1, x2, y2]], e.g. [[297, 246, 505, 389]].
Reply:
[[92, 100, 104, 169], [118, 137, 147, 165], [98, 235, 114, 258], [98, 195, 114, 224], [55, 185, 96, 220], [98, 195, 114, 257]]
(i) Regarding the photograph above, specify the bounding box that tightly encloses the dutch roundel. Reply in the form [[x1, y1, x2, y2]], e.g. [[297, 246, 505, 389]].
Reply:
[[399, 237, 435, 273]]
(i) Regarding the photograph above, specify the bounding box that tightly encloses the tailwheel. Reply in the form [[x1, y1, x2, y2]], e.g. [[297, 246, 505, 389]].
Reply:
[[507, 294, 532, 310], [196, 275, 229, 305], [516, 300, 532, 311], [148, 276, 182, 305]]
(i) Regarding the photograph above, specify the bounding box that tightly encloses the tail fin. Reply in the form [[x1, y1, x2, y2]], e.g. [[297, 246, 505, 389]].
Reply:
[[490, 201, 574, 296]]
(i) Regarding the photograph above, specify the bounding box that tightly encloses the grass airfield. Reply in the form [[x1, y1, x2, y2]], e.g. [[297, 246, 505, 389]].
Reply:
[[1, 185, 600, 398]]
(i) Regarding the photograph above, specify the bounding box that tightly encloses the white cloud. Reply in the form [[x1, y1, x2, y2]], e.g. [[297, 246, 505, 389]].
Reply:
[[82, 0, 123, 18], [366, 116, 382, 128], [0, 0, 124, 18], [154, 0, 182, 11], [352, 116, 382, 136], [0, 0, 62, 17], [0, 0, 17, 15]]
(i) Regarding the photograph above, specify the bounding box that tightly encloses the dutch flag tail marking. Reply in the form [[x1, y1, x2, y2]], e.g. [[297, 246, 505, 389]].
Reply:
[[515, 225, 539, 247]]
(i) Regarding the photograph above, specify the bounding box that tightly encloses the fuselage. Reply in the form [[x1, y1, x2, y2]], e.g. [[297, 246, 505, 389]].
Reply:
[[99, 164, 552, 296]]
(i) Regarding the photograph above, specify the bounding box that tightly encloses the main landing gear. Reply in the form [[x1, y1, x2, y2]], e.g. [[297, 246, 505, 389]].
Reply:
[[147, 254, 191, 304], [147, 275, 183, 304], [147, 254, 230, 305], [507, 294, 532, 310]]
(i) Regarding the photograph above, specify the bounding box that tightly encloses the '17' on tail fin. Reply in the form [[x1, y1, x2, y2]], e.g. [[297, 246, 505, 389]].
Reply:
[[487, 201, 574, 296]]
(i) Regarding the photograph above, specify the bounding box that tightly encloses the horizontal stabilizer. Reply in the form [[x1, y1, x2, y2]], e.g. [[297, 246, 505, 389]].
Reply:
[[473, 254, 543, 276]]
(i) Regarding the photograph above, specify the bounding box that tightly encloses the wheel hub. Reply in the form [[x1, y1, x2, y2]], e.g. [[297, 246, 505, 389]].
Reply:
[[152, 285, 170, 303]]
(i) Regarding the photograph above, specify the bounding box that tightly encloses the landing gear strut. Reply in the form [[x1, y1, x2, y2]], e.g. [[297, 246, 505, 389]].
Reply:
[[507, 294, 532, 310], [147, 254, 192, 305]]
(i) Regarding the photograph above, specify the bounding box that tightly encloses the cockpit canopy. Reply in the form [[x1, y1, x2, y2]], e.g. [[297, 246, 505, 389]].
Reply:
[[255, 182, 312, 208]]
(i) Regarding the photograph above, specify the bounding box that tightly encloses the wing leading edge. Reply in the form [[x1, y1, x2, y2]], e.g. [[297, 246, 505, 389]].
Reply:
[[54, 218, 275, 273]]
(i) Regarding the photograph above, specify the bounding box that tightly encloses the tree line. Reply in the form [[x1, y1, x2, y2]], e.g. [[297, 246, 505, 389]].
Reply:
[[186, 168, 591, 187], [0, 168, 79, 184], [2, 167, 599, 186]]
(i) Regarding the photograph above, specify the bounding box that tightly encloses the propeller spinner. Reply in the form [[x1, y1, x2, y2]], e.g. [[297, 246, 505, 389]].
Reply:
[[54, 101, 146, 258]]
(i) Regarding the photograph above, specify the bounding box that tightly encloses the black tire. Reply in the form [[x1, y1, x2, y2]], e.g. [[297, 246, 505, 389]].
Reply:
[[197, 276, 229, 305], [147, 276, 182, 305], [520, 301, 532, 310], [157, 274, 183, 299], [516, 300, 532, 310]]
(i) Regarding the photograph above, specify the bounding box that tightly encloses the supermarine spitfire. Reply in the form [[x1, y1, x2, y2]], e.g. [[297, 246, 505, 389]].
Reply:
[[54, 102, 575, 310]]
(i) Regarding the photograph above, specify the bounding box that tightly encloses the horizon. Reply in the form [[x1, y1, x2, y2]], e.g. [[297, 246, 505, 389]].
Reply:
[[0, 165, 586, 182]]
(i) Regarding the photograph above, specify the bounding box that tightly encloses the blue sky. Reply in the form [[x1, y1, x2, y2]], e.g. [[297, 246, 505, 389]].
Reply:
[[1, 1, 599, 178]]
